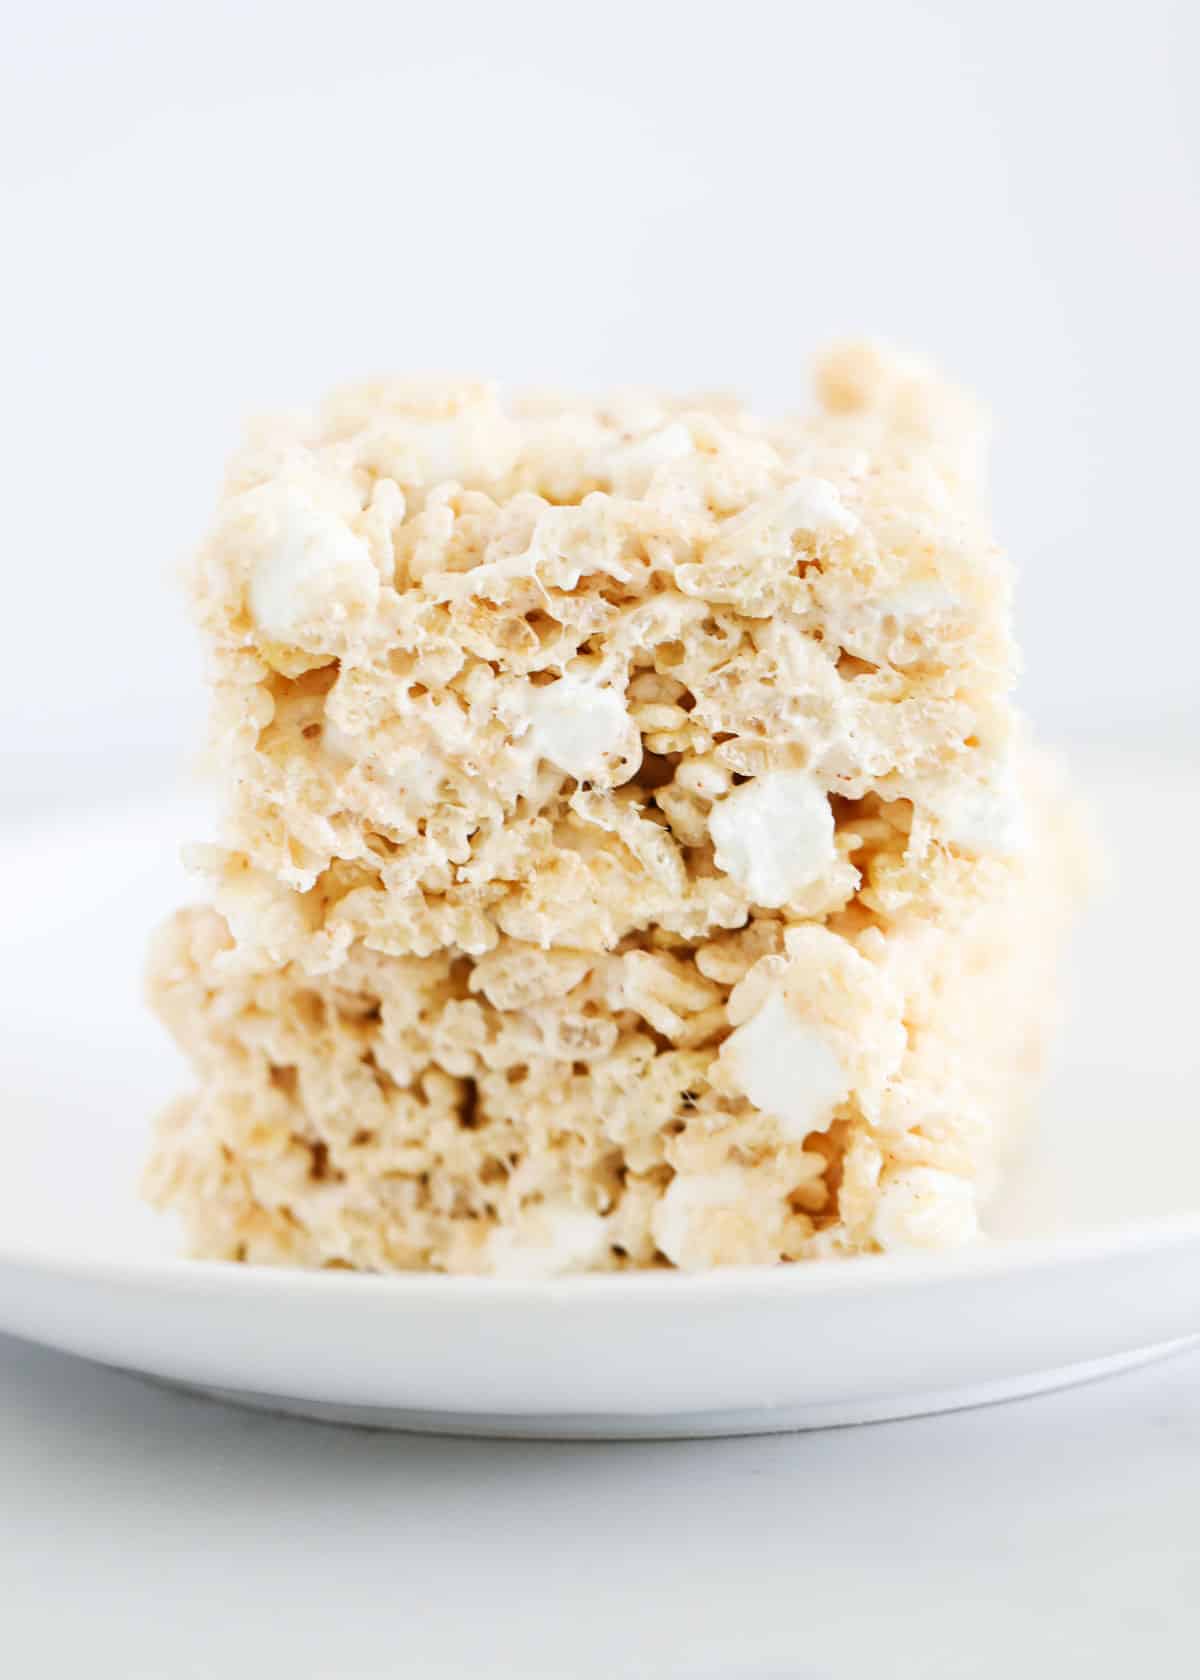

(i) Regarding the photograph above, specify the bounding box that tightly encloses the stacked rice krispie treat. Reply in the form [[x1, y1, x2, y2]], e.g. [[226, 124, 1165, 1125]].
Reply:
[[145, 343, 1087, 1273]]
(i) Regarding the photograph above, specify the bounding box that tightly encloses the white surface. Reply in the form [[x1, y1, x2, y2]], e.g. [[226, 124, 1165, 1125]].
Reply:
[[1, 755, 1199, 1436], [1, 0, 1198, 770], [2, 1330, 1199, 1677]]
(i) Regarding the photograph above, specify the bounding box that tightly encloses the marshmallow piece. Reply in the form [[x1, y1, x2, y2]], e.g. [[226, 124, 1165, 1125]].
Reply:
[[719, 987, 848, 1138], [652, 1168, 752, 1267], [212, 864, 321, 958], [486, 1201, 611, 1278], [523, 675, 634, 780], [249, 488, 379, 646], [598, 423, 695, 494], [877, 583, 962, 621], [710, 770, 836, 906], [933, 765, 1030, 857], [411, 413, 520, 487], [870, 1166, 978, 1252], [782, 477, 859, 536]]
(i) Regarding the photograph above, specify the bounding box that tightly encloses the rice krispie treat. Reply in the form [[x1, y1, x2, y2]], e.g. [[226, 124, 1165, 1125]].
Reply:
[[146, 344, 1089, 1271]]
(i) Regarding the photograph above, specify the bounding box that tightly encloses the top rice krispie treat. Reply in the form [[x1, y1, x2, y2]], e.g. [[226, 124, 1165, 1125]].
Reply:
[[190, 344, 1020, 975]]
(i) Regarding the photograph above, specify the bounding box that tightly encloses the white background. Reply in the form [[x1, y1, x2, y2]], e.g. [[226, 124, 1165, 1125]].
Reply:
[[2, 0, 1197, 785]]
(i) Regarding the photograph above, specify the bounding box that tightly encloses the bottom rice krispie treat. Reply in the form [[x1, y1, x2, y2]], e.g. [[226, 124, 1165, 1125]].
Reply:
[[145, 752, 1083, 1272]]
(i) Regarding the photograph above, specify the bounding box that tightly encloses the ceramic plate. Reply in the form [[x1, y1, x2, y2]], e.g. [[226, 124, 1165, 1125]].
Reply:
[[1, 755, 1198, 1437]]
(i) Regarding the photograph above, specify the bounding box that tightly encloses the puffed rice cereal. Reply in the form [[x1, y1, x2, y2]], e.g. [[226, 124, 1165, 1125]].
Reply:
[[144, 343, 1091, 1272]]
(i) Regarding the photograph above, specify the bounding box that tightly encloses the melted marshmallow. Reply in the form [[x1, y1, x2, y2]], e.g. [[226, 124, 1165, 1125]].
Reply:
[[323, 722, 447, 803]]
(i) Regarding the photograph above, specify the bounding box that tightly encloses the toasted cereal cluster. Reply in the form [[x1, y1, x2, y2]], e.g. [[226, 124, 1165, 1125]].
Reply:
[[145, 344, 1089, 1272]]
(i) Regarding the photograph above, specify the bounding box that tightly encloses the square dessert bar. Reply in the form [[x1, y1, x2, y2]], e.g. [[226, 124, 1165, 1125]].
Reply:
[[146, 345, 1087, 1272]]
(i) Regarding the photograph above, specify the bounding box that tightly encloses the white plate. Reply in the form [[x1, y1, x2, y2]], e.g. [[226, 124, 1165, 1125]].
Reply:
[[0, 755, 1198, 1438]]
